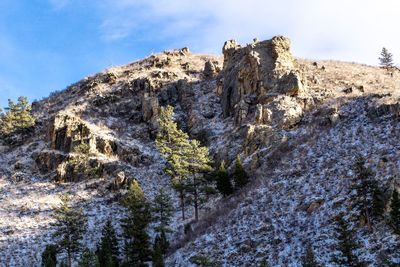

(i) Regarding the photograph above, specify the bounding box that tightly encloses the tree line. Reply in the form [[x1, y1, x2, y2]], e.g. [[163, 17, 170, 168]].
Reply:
[[42, 184, 173, 267]]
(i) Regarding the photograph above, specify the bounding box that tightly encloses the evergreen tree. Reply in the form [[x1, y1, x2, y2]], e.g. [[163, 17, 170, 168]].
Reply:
[[152, 188, 174, 254], [156, 106, 213, 221], [379, 47, 394, 70], [41, 244, 58, 267], [301, 243, 322, 267], [121, 180, 152, 266], [215, 161, 233, 197], [52, 194, 87, 267], [390, 189, 400, 235], [152, 237, 165, 267], [156, 106, 191, 220], [78, 248, 99, 267], [352, 156, 385, 230], [97, 219, 119, 267], [233, 155, 249, 189], [259, 259, 270, 267], [185, 139, 213, 221], [332, 217, 363, 267], [0, 96, 35, 136]]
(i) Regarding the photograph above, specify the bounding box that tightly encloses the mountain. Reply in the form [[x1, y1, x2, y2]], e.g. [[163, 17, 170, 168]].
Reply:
[[1, 36, 400, 266]]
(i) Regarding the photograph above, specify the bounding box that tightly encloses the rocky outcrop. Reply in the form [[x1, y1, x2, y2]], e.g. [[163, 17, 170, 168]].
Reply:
[[368, 101, 400, 119], [56, 157, 104, 182], [48, 113, 94, 153], [48, 113, 120, 156], [244, 124, 287, 156], [220, 36, 308, 126], [142, 93, 159, 122], [42, 112, 152, 180], [33, 150, 68, 175], [203, 60, 219, 79]]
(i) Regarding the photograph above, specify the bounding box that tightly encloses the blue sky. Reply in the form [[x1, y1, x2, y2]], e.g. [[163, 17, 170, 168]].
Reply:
[[1, 0, 399, 108]]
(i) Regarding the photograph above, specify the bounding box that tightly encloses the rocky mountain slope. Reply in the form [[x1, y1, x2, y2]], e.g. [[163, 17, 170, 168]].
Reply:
[[1, 36, 400, 266]]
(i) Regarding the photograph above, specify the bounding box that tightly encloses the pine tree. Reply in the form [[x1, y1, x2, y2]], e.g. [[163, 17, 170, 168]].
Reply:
[[215, 161, 233, 197], [156, 106, 191, 220], [0, 96, 35, 136], [379, 47, 394, 70], [97, 219, 119, 267], [156, 106, 213, 221], [78, 248, 99, 267], [152, 237, 165, 267], [152, 188, 174, 254], [121, 180, 152, 266], [332, 217, 363, 267], [301, 243, 322, 267], [185, 139, 213, 221], [233, 155, 249, 189], [259, 259, 270, 267], [390, 189, 400, 235], [352, 156, 385, 230], [42, 244, 58, 267], [52, 194, 87, 267]]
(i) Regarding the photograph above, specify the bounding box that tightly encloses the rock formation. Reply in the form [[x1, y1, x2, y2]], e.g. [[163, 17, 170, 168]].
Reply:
[[220, 36, 309, 127]]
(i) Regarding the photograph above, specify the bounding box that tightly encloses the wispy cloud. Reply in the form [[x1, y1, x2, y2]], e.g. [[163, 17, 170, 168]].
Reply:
[[96, 0, 400, 65]]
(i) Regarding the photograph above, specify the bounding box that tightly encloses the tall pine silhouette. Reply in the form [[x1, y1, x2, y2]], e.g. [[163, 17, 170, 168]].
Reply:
[[216, 161, 233, 197], [152, 188, 174, 254], [352, 156, 385, 230], [51, 195, 87, 267], [121, 180, 152, 266], [379, 47, 394, 70], [301, 243, 322, 267], [332, 217, 363, 267], [233, 155, 249, 189], [390, 188, 400, 235], [97, 219, 119, 267], [41, 244, 58, 267]]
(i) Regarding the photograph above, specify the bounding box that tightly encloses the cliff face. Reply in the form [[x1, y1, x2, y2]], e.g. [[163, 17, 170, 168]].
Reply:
[[1, 36, 400, 266]]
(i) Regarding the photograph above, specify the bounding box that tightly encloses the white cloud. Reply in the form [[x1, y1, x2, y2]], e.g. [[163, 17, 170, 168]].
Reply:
[[96, 0, 400, 65]]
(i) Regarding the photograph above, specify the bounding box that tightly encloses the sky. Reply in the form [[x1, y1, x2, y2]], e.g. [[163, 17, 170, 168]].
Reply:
[[0, 0, 399, 108]]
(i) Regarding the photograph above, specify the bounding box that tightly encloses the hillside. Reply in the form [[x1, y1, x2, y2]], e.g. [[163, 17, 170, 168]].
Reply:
[[1, 36, 400, 266]]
